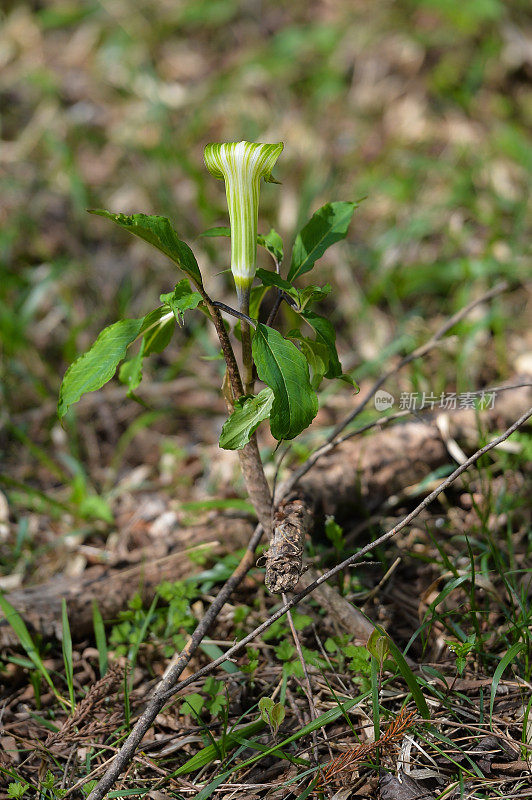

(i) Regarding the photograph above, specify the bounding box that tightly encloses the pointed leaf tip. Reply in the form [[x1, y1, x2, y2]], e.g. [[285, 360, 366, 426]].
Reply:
[[88, 210, 203, 287], [288, 201, 358, 282], [58, 318, 144, 419]]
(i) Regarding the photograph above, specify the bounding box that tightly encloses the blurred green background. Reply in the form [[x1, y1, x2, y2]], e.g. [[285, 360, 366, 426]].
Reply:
[[0, 0, 530, 572]]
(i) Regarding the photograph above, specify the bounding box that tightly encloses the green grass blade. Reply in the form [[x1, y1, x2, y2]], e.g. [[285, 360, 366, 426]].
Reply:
[[173, 720, 265, 776], [199, 642, 239, 673], [92, 601, 108, 678], [293, 778, 319, 800], [490, 642, 523, 727], [370, 656, 380, 745], [61, 598, 75, 711], [0, 594, 64, 703], [127, 594, 159, 684], [194, 763, 238, 800], [231, 733, 308, 767], [381, 628, 430, 719]]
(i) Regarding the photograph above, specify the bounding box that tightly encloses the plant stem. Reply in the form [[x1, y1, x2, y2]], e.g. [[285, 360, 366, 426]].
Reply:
[[201, 293, 244, 398], [201, 289, 272, 537], [240, 288, 254, 395]]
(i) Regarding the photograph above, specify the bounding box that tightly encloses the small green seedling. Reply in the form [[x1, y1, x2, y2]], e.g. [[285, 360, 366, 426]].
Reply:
[[259, 695, 286, 737], [7, 783, 29, 799], [446, 634, 477, 676]]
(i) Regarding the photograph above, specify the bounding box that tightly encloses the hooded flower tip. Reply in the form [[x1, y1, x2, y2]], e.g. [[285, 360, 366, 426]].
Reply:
[[203, 141, 283, 183], [204, 141, 283, 301]]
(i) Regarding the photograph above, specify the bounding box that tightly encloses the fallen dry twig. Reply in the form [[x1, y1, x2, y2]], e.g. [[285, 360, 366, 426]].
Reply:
[[0, 518, 254, 647]]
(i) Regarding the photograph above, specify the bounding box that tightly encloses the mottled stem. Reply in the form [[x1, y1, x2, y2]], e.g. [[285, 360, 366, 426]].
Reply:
[[202, 289, 272, 537]]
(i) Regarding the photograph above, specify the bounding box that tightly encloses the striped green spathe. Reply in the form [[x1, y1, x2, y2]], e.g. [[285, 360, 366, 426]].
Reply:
[[204, 141, 283, 297]]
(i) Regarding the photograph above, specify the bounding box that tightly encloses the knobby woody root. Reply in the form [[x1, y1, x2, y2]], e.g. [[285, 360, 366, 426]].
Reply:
[[84, 405, 532, 800], [265, 492, 314, 593]]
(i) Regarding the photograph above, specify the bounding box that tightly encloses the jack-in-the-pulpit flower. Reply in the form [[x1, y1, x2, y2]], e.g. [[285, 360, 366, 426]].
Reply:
[[204, 140, 283, 305]]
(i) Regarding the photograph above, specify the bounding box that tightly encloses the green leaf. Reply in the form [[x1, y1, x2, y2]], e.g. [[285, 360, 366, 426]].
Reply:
[[58, 318, 144, 418], [288, 201, 357, 282], [337, 373, 359, 390], [7, 784, 28, 799], [160, 278, 203, 324], [200, 226, 231, 237], [89, 210, 203, 286], [366, 630, 390, 664], [256, 268, 294, 295], [249, 285, 269, 319], [140, 306, 175, 355], [290, 334, 330, 390], [78, 493, 113, 523], [259, 697, 275, 720], [181, 692, 205, 716], [256, 268, 298, 305], [275, 640, 295, 661], [270, 703, 286, 729], [301, 309, 342, 379], [298, 283, 331, 309], [219, 387, 274, 450], [324, 516, 344, 550], [252, 323, 318, 441], [119, 338, 146, 398], [257, 228, 283, 265], [259, 697, 285, 736]]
